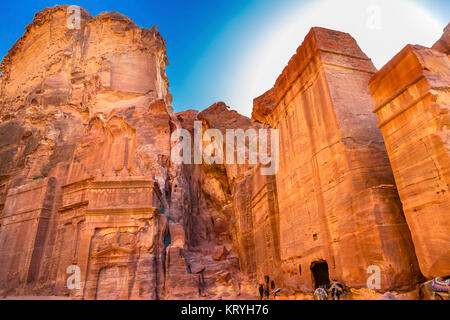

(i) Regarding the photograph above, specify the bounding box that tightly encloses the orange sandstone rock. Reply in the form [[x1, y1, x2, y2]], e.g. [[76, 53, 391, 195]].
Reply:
[[369, 44, 450, 279], [0, 6, 254, 300], [0, 5, 447, 300], [432, 23, 450, 54], [253, 27, 422, 291]]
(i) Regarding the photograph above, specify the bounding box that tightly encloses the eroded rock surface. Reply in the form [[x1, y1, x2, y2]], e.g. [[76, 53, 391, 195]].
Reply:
[[249, 27, 422, 291], [0, 6, 253, 300], [0, 5, 448, 300], [369, 43, 450, 279], [432, 23, 450, 54]]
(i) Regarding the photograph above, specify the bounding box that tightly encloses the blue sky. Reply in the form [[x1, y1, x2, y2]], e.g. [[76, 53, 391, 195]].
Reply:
[[0, 0, 448, 115]]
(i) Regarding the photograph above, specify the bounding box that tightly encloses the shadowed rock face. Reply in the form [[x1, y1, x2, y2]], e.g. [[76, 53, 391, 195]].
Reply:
[[0, 5, 448, 299]]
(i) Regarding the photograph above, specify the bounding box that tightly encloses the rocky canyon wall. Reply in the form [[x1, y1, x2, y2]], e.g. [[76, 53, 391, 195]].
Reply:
[[251, 27, 422, 291], [0, 5, 448, 299], [369, 25, 450, 279], [0, 6, 252, 300]]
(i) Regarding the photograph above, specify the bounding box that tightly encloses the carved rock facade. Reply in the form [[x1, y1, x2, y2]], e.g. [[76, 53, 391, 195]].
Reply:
[[0, 6, 448, 299], [0, 6, 251, 300], [250, 27, 422, 291]]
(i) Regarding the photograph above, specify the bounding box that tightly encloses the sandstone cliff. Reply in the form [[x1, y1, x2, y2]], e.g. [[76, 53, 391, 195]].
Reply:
[[251, 27, 422, 291], [370, 40, 450, 280], [0, 5, 448, 300], [0, 6, 253, 300]]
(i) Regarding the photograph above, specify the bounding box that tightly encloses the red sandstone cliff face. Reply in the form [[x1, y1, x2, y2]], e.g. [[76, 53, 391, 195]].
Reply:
[[369, 43, 450, 279], [369, 23, 450, 281], [196, 103, 282, 287], [0, 5, 448, 300], [0, 6, 254, 300], [251, 27, 422, 292], [432, 22, 450, 54]]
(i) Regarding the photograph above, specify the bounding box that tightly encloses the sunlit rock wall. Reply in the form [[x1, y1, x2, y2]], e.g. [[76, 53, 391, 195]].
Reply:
[[253, 27, 422, 291], [0, 5, 447, 299], [0, 6, 254, 300], [369, 41, 450, 279]]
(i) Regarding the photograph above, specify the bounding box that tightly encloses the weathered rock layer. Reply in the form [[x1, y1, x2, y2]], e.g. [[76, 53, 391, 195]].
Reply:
[[0, 6, 448, 299], [0, 6, 252, 300], [250, 27, 422, 291], [369, 41, 450, 280]]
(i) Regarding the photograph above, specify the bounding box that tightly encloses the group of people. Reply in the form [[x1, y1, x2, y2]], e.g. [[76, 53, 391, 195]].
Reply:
[[257, 278, 344, 300], [258, 277, 282, 300], [314, 280, 345, 300], [257, 276, 448, 300]]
